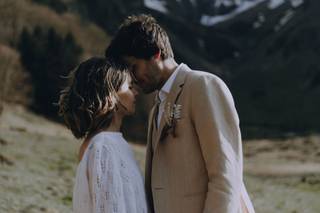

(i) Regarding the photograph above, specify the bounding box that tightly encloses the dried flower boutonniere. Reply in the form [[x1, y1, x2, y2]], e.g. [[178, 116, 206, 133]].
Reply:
[[160, 102, 182, 140]]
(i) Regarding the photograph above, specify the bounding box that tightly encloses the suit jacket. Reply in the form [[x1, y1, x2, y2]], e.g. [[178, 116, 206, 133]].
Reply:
[[145, 64, 255, 213]]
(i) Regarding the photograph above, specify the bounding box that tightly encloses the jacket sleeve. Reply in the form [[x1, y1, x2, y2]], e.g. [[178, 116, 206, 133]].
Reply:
[[190, 73, 243, 213], [88, 143, 126, 213]]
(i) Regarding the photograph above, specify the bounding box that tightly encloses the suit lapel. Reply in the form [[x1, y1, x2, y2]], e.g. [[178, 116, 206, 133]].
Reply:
[[145, 104, 157, 211], [146, 103, 157, 170], [147, 103, 157, 148], [153, 65, 189, 151]]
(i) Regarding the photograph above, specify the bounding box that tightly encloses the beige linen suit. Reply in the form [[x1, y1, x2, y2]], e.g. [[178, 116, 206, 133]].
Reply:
[[145, 64, 255, 213]]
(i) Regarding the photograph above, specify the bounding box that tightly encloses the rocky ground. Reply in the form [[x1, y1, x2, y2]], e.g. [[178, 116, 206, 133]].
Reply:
[[0, 104, 319, 213]]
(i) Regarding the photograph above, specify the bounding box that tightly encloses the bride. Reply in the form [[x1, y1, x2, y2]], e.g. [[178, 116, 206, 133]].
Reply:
[[58, 57, 148, 213]]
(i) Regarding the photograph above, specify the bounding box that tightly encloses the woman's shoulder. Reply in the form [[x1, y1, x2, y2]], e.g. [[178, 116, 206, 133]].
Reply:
[[89, 131, 118, 145], [86, 132, 123, 158]]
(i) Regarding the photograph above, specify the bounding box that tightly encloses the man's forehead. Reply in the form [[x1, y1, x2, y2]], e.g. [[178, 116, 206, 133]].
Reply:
[[123, 56, 135, 65], [123, 56, 149, 65]]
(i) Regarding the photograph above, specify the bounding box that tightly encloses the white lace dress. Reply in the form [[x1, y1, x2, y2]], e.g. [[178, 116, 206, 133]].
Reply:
[[72, 132, 148, 213]]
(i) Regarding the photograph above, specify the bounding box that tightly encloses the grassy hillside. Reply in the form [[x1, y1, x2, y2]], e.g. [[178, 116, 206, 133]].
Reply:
[[1, 104, 320, 212], [0, 103, 145, 212]]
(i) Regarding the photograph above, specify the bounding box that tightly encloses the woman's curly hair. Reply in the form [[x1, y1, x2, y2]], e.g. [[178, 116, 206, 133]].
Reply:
[[58, 57, 129, 139]]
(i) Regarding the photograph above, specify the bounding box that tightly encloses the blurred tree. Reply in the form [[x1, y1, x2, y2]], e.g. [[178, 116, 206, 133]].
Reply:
[[0, 45, 31, 110], [78, 0, 144, 33], [0, 0, 22, 46], [32, 0, 67, 14], [18, 26, 82, 118]]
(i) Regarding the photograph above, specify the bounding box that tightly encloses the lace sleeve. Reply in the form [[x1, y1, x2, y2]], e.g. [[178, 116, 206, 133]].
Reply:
[[88, 143, 125, 213]]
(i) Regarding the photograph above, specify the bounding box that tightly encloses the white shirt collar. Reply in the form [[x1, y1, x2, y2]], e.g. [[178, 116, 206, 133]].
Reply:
[[158, 63, 183, 102]]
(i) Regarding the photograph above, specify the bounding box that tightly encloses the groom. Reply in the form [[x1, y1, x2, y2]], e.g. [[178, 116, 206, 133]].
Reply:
[[106, 14, 255, 213]]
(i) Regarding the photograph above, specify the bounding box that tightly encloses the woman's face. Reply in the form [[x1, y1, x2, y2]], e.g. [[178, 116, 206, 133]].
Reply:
[[116, 76, 138, 115]]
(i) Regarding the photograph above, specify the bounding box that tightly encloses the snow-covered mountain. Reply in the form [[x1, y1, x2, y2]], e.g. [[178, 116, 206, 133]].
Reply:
[[144, 0, 320, 137], [144, 0, 305, 26], [79, 0, 320, 137]]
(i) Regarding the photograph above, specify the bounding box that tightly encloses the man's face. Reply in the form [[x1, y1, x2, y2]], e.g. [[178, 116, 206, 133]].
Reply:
[[124, 56, 162, 94]]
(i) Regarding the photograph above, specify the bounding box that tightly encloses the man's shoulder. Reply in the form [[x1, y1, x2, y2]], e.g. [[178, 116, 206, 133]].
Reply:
[[185, 68, 225, 87]]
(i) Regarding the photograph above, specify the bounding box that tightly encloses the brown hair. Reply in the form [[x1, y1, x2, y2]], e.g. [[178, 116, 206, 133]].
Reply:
[[105, 14, 174, 63], [58, 57, 129, 139]]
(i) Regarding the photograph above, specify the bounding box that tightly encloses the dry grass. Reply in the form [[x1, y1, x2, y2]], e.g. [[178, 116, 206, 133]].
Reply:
[[0, 103, 145, 212], [0, 0, 110, 57], [1, 103, 320, 212], [0, 44, 31, 108], [0, 0, 111, 112]]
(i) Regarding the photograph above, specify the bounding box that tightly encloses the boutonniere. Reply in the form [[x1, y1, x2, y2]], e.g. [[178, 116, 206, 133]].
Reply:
[[160, 102, 182, 140]]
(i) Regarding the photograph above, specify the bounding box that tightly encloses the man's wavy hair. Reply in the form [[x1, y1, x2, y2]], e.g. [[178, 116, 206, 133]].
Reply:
[[105, 14, 174, 64], [58, 57, 129, 139]]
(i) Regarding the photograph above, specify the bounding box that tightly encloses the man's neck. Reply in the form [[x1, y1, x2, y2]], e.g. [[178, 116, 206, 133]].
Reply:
[[163, 58, 178, 73], [158, 58, 178, 89]]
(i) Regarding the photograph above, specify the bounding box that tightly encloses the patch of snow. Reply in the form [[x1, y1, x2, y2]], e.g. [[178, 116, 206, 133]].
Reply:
[[253, 12, 265, 29], [290, 0, 304, 8], [258, 12, 266, 22], [253, 22, 262, 28], [190, 0, 197, 6], [280, 9, 295, 25], [201, 0, 267, 26], [144, 0, 168, 13], [214, 0, 240, 7], [268, 0, 285, 9], [274, 9, 295, 31]]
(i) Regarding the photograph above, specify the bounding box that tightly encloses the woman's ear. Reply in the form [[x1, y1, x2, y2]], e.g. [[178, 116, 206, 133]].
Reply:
[[105, 95, 116, 111]]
